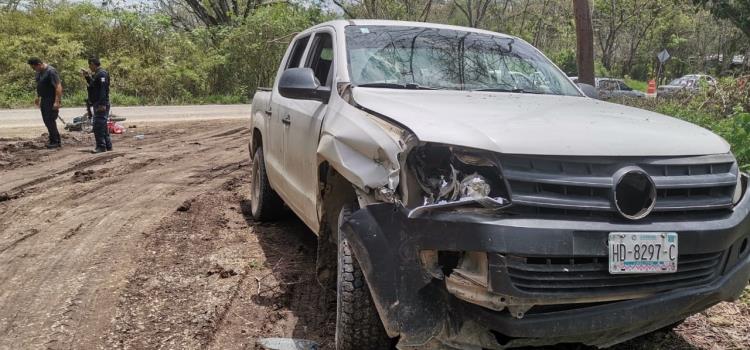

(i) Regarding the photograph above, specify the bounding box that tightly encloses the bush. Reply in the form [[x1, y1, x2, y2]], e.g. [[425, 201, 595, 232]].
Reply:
[[624, 78, 648, 92], [0, 3, 326, 108], [617, 80, 750, 171]]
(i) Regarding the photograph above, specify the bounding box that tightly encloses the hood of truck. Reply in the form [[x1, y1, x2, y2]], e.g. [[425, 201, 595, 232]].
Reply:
[[352, 88, 729, 156]]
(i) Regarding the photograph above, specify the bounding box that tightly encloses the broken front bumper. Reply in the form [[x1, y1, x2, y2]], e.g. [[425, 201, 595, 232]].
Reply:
[[340, 194, 750, 349]]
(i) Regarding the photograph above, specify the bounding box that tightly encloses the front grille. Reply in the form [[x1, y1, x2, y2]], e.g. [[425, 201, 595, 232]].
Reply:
[[505, 252, 724, 295], [500, 154, 738, 216]]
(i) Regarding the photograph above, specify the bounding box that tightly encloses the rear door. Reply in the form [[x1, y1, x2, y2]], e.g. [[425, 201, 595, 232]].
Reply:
[[282, 28, 335, 231], [267, 34, 311, 200]]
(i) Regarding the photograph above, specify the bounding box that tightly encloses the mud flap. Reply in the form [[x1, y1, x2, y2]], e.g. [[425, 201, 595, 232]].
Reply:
[[339, 203, 447, 346]]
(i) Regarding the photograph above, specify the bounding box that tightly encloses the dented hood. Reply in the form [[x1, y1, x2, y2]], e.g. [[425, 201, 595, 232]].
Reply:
[[352, 88, 730, 156]]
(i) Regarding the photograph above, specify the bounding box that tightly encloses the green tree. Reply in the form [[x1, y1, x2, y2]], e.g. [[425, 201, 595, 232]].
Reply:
[[695, 0, 750, 39]]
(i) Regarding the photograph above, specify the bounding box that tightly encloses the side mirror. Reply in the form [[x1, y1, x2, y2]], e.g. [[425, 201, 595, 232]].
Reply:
[[577, 83, 598, 99], [278, 67, 331, 102]]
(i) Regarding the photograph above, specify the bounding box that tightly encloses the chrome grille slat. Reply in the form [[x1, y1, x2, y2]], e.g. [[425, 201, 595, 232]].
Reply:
[[654, 196, 734, 211], [503, 169, 612, 188], [513, 194, 613, 211], [652, 173, 737, 188], [501, 154, 738, 216]]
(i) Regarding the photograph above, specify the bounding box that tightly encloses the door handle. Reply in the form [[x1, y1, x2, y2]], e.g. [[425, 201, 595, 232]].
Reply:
[[281, 115, 291, 125], [264, 110, 272, 117]]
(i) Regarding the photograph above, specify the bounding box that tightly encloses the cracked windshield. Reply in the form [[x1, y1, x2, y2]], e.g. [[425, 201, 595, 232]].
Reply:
[[346, 25, 581, 96]]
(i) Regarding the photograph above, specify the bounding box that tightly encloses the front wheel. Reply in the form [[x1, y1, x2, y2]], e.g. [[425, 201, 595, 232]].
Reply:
[[335, 207, 391, 350], [249, 146, 284, 221]]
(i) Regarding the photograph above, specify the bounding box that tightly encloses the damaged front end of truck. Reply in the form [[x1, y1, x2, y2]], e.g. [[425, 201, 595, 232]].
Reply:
[[310, 82, 750, 349], [320, 102, 750, 349]]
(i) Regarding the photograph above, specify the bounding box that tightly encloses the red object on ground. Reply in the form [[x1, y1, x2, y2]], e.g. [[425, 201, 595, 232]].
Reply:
[[108, 121, 126, 134], [647, 80, 656, 95]]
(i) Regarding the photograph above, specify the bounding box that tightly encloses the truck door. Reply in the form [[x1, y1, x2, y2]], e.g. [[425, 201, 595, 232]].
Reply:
[[282, 29, 335, 231], [267, 34, 311, 201]]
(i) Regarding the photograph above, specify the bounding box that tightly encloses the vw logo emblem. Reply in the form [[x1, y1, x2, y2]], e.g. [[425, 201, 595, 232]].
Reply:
[[612, 167, 656, 220]]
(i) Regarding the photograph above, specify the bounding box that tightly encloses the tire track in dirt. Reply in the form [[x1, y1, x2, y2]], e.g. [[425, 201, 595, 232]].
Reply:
[[2, 152, 124, 196], [0, 120, 253, 350], [0, 228, 40, 254], [104, 173, 336, 350]]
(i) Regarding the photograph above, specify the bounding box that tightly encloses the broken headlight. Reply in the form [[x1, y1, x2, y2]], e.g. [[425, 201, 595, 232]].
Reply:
[[406, 144, 511, 216]]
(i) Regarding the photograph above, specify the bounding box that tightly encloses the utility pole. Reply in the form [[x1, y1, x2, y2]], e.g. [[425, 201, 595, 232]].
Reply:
[[573, 0, 595, 86]]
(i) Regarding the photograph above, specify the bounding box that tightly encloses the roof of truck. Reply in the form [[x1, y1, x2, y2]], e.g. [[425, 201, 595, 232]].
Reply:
[[308, 19, 514, 39]]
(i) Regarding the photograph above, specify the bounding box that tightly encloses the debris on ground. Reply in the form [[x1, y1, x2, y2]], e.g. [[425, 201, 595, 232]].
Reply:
[[257, 338, 319, 350], [176, 199, 192, 212], [207, 264, 238, 279]]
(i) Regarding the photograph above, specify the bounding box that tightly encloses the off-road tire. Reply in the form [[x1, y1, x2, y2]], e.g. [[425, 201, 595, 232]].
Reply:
[[335, 208, 391, 350], [249, 146, 284, 221]]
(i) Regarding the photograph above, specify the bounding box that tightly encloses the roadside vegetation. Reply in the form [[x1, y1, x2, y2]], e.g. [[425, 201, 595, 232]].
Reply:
[[615, 77, 750, 170], [0, 3, 328, 108], [1, 0, 748, 108]]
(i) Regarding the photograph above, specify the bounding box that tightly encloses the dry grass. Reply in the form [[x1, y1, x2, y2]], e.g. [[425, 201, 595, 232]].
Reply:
[[613, 285, 750, 350]]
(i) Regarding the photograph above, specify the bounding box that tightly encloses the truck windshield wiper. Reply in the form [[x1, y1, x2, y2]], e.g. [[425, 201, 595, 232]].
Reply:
[[473, 88, 544, 94], [356, 83, 439, 90]]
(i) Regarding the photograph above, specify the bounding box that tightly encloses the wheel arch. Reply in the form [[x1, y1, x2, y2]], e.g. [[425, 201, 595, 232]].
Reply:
[[250, 127, 263, 161]]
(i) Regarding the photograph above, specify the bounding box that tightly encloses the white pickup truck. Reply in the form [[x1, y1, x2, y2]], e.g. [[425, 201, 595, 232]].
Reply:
[[248, 20, 750, 350]]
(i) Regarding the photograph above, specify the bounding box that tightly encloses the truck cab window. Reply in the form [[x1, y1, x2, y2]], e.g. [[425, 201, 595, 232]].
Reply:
[[286, 35, 310, 69], [305, 33, 334, 86]]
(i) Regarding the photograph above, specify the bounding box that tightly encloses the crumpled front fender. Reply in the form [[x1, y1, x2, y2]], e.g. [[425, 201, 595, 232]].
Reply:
[[317, 99, 405, 191]]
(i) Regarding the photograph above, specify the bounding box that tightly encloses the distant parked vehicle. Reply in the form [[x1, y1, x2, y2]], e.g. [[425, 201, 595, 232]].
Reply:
[[658, 74, 717, 97], [596, 78, 645, 99], [568, 77, 645, 99]]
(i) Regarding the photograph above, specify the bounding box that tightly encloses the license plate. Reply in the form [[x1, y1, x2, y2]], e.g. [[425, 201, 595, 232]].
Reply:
[[608, 232, 678, 274]]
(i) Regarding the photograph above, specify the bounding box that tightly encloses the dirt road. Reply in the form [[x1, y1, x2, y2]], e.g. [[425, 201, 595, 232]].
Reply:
[[0, 119, 333, 350], [0, 116, 747, 350], [0, 105, 251, 138]]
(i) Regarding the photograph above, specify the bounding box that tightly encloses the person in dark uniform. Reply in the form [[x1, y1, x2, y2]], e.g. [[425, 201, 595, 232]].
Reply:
[[28, 57, 63, 149], [81, 57, 112, 153]]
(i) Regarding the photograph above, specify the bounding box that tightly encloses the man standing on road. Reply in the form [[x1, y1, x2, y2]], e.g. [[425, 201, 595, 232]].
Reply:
[[28, 57, 63, 149], [81, 57, 112, 153]]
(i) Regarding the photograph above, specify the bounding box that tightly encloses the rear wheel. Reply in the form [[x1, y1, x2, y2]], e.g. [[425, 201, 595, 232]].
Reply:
[[335, 207, 391, 350], [249, 146, 284, 221]]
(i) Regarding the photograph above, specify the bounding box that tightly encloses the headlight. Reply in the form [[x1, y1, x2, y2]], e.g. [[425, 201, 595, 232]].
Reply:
[[406, 144, 511, 211], [734, 173, 747, 205], [460, 174, 491, 199]]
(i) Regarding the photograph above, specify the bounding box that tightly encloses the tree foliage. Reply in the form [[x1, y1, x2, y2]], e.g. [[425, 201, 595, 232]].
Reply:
[[695, 0, 750, 39], [0, 2, 326, 107], [1, 0, 748, 108]]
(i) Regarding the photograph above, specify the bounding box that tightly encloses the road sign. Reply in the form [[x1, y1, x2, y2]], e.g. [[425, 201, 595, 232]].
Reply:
[[658, 49, 671, 63]]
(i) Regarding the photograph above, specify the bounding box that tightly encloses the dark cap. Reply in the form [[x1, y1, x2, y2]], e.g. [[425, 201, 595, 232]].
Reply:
[[27, 57, 42, 66], [88, 56, 101, 66]]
